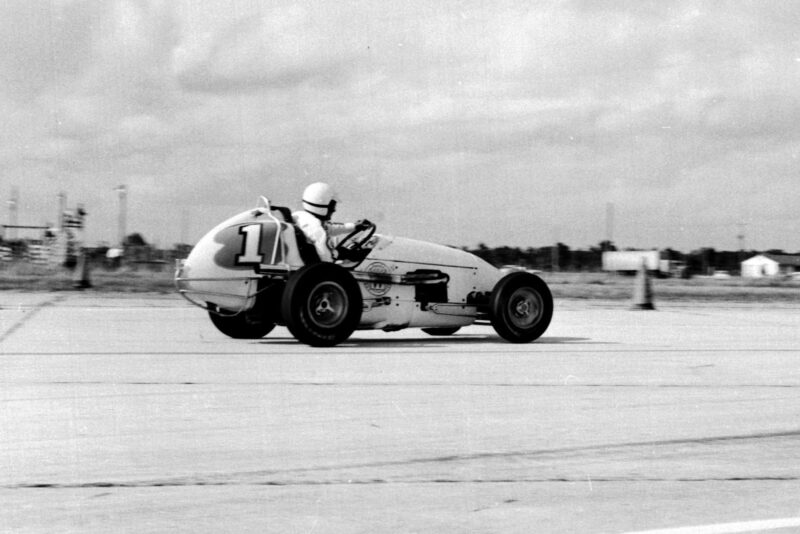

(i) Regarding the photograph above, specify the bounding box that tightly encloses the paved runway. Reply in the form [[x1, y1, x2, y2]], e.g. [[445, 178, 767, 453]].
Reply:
[[1, 293, 799, 533]]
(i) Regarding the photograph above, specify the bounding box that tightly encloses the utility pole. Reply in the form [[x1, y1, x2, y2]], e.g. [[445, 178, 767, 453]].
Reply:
[[736, 223, 746, 252], [551, 227, 560, 272], [7, 187, 19, 240], [115, 185, 127, 247], [606, 202, 615, 245], [737, 222, 748, 267], [180, 209, 189, 246], [57, 192, 67, 231]]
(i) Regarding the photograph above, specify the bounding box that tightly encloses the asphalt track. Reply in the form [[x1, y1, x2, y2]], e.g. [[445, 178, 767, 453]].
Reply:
[[1, 293, 799, 533]]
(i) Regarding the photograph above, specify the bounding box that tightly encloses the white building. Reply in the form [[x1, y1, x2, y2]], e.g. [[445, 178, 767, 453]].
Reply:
[[602, 250, 661, 272], [741, 254, 800, 278]]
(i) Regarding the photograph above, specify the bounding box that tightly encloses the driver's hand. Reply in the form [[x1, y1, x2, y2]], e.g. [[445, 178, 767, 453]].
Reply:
[[355, 219, 372, 230]]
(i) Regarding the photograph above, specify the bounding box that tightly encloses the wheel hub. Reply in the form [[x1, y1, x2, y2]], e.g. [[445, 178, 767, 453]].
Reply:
[[514, 299, 532, 317], [315, 296, 333, 314], [509, 289, 541, 327], [309, 282, 347, 327]]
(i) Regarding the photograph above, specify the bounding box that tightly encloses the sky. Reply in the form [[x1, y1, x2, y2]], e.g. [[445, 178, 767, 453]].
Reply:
[[1, 0, 799, 252]]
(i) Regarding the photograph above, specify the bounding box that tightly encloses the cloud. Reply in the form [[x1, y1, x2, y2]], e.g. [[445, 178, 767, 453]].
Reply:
[[1, 1, 799, 250], [175, 4, 364, 93], [0, 0, 105, 100]]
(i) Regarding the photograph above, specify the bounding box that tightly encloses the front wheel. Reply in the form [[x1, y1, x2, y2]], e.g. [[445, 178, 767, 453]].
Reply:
[[281, 263, 362, 347], [490, 272, 552, 343], [208, 310, 275, 339]]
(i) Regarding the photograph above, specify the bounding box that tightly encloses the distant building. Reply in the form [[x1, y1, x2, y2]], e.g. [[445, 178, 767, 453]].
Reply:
[[741, 254, 800, 278], [601, 250, 684, 277], [602, 250, 661, 272]]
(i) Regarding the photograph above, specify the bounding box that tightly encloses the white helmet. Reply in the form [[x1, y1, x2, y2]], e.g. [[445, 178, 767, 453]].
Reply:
[[302, 182, 338, 219]]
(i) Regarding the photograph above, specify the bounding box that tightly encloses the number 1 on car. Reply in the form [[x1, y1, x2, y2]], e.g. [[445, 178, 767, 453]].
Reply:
[[236, 224, 265, 264]]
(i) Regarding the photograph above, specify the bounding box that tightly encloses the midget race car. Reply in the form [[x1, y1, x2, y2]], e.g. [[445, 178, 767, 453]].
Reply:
[[175, 197, 553, 347]]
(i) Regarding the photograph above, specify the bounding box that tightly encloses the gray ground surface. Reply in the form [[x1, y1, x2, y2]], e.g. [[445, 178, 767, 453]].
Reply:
[[1, 293, 799, 533]]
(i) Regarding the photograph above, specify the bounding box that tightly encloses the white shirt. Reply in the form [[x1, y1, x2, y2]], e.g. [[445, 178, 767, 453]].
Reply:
[[292, 210, 355, 262]]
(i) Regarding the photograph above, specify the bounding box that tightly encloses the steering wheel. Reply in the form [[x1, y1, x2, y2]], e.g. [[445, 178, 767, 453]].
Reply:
[[336, 220, 376, 261]]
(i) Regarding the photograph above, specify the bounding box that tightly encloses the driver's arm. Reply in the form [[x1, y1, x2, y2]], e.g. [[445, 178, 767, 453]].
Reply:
[[326, 222, 356, 237], [325, 222, 356, 258]]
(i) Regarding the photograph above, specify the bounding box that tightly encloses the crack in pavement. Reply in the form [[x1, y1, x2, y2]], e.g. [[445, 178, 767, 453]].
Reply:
[[9, 476, 800, 490], [6, 429, 799, 490], [0, 295, 67, 344], [4, 381, 800, 389]]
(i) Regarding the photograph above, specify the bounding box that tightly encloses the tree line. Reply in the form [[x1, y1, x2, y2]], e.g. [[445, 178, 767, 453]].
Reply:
[[463, 241, 798, 276]]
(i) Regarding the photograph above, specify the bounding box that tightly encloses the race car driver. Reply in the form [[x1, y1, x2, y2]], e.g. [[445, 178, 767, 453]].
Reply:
[[292, 182, 370, 262]]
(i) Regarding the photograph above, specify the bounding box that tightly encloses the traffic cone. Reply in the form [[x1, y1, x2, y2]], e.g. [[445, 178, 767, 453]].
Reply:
[[631, 260, 654, 310], [73, 250, 92, 289]]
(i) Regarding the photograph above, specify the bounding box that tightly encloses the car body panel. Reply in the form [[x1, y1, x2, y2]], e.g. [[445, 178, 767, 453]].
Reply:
[[352, 235, 501, 329]]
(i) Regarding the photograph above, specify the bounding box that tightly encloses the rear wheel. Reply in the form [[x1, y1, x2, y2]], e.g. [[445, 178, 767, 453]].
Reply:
[[490, 272, 552, 343], [421, 327, 461, 336], [208, 309, 275, 339], [281, 263, 362, 347]]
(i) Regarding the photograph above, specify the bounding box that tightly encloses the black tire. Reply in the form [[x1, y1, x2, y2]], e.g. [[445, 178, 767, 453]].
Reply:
[[281, 263, 362, 347], [421, 327, 461, 336], [208, 309, 275, 339], [490, 272, 553, 343]]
